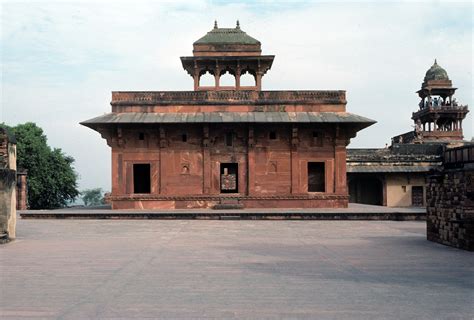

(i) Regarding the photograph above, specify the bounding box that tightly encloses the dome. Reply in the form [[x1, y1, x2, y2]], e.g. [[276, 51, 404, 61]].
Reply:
[[424, 59, 449, 81], [194, 21, 260, 45], [192, 21, 262, 56]]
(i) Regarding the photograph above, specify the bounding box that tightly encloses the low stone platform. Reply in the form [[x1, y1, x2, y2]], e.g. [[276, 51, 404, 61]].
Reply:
[[20, 204, 426, 220]]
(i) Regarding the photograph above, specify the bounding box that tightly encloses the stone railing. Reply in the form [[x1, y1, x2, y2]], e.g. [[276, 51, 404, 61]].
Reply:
[[347, 145, 443, 163], [111, 90, 346, 105], [444, 145, 474, 167], [412, 105, 468, 118], [422, 130, 463, 136]]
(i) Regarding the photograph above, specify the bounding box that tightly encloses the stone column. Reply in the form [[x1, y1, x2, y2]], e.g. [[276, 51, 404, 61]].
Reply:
[[193, 62, 199, 91], [236, 69, 241, 89], [434, 114, 439, 131], [16, 173, 27, 210], [214, 62, 220, 88], [256, 72, 262, 91], [193, 73, 199, 91]]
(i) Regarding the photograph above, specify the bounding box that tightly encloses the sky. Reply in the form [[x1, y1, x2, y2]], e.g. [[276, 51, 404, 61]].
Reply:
[[1, 0, 473, 192]]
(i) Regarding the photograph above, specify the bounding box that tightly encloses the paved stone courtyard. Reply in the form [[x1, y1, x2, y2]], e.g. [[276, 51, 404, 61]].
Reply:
[[1, 219, 473, 319]]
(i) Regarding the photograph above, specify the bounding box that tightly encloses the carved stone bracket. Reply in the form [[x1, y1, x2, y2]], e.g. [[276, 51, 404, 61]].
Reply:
[[99, 127, 113, 147]]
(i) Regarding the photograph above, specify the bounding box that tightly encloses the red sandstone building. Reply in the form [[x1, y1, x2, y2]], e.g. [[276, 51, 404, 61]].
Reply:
[[81, 22, 375, 209]]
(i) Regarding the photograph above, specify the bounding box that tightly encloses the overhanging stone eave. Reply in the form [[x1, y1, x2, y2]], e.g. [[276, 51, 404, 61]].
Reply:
[[180, 55, 275, 60], [80, 112, 376, 126]]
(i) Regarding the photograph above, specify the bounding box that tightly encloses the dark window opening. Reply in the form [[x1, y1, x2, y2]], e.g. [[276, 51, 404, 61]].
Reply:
[[138, 132, 145, 140], [226, 132, 233, 147], [182, 134, 187, 142], [312, 131, 323, 146], [220, 163, 238, 193], [133, 164, 150, 194], [269, 131, 277, 140], [308, 162, 325, 192]]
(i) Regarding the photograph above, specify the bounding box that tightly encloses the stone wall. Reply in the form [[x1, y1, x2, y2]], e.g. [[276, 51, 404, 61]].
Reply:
[[0, 169, 17, 243], [386, 173, 426, 207], [426, 164, 474, 251], [107, 123, 349, 209], [0, 127, 17, 243]]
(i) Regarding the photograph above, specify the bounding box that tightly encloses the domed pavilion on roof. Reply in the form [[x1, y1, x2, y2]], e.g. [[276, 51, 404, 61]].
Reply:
[[409, 60, 469, 142], [81, 21, 375, 210]]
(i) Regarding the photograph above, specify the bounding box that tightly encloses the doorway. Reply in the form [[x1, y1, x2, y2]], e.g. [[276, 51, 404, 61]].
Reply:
[[412, 186, 424, 206], [220, 163, 238, 193], [308, 162, 325, 192], [133, 163, 151, 194], [348, 176, 383, 205]]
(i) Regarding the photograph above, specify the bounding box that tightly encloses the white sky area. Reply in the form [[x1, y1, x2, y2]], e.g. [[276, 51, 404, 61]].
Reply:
[[1, 0, 472, 192]]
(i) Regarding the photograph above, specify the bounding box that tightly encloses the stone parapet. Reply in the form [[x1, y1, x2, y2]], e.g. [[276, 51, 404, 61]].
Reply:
[[111, 90, 346, 106], [412, 105, 468, 119]]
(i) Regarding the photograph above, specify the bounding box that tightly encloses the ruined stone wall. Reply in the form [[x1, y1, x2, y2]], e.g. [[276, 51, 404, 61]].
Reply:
[[0, 169, 17, 242], [0, 127, 17, 242], [426, 165, 474, 251]]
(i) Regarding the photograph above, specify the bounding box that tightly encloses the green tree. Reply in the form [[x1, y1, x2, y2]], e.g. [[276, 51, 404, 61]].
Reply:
[[5, 122, 79, 209], [81, 188, 105, 206]]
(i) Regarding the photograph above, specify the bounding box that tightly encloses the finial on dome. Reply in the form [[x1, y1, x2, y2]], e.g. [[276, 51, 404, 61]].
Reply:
[[236, 20, 240, 29], [434, 58, 438, 65], [214, 20, 218, 29]]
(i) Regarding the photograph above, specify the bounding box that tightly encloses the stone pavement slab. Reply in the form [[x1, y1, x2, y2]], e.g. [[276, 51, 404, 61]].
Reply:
[[1, 219, 473, 319]]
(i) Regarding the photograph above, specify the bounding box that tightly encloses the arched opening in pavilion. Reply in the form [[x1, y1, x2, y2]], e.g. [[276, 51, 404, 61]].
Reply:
[[219, 70, 236, 87], [199, 70, 215, 87], [240, 70, 256, 87]]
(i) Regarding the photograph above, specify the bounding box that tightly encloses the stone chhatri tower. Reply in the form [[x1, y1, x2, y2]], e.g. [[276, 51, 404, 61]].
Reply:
[[408, 60, 469, 143], [81, 21, 375, 209]]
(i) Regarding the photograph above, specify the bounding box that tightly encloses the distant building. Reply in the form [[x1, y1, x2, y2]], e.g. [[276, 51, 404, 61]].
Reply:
[[394, 59, 469, 144], [81, 21, 374, 209], [348, 60, 470, 207]]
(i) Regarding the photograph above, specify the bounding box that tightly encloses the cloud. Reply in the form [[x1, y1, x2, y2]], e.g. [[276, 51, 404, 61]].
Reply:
[[1, 1, 472, 191]]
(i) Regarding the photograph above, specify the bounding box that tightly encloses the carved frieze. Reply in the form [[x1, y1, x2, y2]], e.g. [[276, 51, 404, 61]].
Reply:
[[111, 90, 346, 105]]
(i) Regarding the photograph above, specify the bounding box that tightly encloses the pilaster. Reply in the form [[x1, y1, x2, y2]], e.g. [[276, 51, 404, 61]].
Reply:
[[203, 125, 211, 194], [290, 125, 299, 194]]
